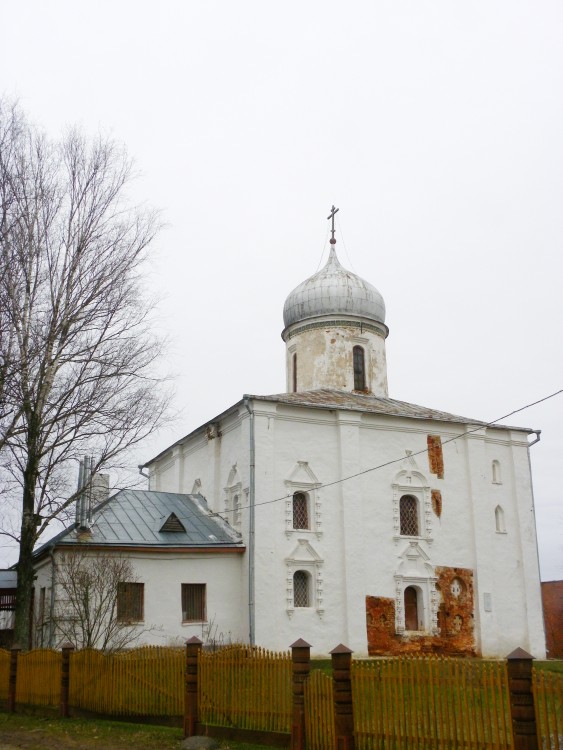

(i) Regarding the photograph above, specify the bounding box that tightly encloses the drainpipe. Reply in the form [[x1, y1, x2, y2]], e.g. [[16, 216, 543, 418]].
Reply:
[[526, 429, 545, 651], [243, 396, 256, 646], [48, 545, 56, 647]]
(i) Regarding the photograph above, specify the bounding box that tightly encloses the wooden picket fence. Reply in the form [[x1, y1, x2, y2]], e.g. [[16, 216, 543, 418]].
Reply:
[[1, 645, 562, 750], [16, 649, 60, 706], [69, 646, 184, 716], [198, 645, 292, 733], [352, 657, 513, 750], [304, 670, 335, 750]]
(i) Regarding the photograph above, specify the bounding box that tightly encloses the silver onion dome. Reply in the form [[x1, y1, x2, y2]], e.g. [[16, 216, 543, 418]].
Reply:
[[283, 247, 386, 329]]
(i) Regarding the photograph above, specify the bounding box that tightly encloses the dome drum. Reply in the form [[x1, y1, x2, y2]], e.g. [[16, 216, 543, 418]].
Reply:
[[282, 246, 389, 397]]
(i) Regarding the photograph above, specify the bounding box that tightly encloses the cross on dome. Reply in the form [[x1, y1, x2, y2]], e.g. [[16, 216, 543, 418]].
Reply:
[[327, 205, 339, 244]]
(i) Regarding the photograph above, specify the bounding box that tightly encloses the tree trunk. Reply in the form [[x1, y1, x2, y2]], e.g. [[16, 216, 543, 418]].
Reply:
[[13, 450, 39, 647]]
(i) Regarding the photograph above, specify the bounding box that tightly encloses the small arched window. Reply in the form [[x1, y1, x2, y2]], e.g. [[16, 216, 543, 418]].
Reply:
[[495, 505, 506, 533], [404, 586, 420, 631], [353, 346, 366, 391], [293, 570, 310, 607], [492, 460, 502, 484], [400, 495, 419, 536], [292, 492, 309, 529], [292, 353, 298, 393]]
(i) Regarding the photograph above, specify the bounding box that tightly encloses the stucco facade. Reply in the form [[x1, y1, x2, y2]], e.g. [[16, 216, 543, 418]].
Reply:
[[148, 393, 545, 658]]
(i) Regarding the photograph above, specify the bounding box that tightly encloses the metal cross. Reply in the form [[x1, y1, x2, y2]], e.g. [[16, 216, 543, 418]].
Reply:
[[327, 205, 339, 242]]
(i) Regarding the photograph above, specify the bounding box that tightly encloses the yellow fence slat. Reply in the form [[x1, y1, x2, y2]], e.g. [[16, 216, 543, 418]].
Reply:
[[0, 648, 10, 701]]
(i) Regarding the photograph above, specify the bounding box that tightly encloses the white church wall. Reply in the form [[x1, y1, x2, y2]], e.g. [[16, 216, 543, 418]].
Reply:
[[146, 397, 545, 658]]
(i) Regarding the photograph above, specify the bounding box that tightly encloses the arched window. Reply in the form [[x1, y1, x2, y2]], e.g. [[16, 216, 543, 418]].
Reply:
[[404, 586, 420, 630], [292, 353, 298, 393], [353, 346, 366, 390], [495, 505, 505, 533], [292, 492, 309, 529], [400, 495, 419, 536], [293, 570, 310, 607], [492, 460, 502, 484]]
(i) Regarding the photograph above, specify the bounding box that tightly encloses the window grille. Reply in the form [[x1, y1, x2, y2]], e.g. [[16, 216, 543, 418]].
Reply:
[[353, 346, 366, 390], [116, 582, 144, 622], [400, 495, 419, 536], [182, 583, 206, 622], [292, 492, 309, 529], [293, 571, 309, 607], [0, 590, 16, 611]]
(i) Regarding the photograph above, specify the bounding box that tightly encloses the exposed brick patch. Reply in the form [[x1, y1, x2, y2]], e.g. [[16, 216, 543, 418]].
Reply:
[[427, 435, 444, 479], [431, 490, 442, 518], [541, 581, 563, 658], [366, 567, 475, 657]]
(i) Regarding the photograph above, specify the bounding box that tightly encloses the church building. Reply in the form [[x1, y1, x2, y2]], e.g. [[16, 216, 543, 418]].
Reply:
[[33, 209, 546, 658], [145, 209, 546, 658]]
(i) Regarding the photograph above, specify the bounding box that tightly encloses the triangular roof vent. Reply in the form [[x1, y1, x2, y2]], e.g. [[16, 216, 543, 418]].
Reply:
[[159, 513, 187, 533]]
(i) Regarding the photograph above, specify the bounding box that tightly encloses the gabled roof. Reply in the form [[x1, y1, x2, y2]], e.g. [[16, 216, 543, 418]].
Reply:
[[145, 388, 532, 465], [34, 490, 244, 558], [252, 389, 531, 428]]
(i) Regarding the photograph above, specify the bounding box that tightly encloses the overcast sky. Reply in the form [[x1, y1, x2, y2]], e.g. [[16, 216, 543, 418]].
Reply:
[[1, 1, 561, 579]]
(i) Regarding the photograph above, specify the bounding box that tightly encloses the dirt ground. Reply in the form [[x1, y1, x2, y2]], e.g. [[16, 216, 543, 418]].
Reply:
[[0, 715, 183, 750]]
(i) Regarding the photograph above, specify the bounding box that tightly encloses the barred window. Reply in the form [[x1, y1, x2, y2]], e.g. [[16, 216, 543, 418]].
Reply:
[[353, 346, 366, 391], [400, 495, 419, 536], [293, 571, 310, 607], [116, 582, 144, 622], [292, 492, 309, 530], [182, 583, 206, 622]]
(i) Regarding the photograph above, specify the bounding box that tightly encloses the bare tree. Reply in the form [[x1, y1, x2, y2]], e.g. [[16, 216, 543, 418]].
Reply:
[[51, 549, 158, 652], [0, 99, 171, 646]]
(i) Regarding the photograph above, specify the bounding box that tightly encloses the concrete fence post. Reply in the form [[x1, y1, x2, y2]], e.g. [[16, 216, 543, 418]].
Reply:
[[290, 638, 311, 750], [184, 636, 203, 738], [8, 643, 21, 713], [60, 643, 74, 718], [506, 647, 538, 750], [330, 644, 355, 750]]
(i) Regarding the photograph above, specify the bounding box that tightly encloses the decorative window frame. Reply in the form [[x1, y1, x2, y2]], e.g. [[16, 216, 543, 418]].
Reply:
[[495, 504, 506, 534], [224, 464, 243, 531], [394, 542, 438, 635], [284, 461, 322, 539], [392, 469, 433, 544], [492, 460, 502, 485], [285, 539, 324, 619]]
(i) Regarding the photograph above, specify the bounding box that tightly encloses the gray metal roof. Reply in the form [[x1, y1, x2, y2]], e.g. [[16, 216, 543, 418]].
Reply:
[[283, 247, 386, 329], [34, 490, 243, 555]]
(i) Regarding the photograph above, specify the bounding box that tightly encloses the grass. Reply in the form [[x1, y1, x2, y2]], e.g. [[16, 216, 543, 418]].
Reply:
[[0, 712, 275, 750]]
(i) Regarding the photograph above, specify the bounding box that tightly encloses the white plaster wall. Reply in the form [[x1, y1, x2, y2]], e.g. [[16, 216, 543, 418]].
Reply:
[[284, 322, 388, 396], [34, 549, 246, 648]]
